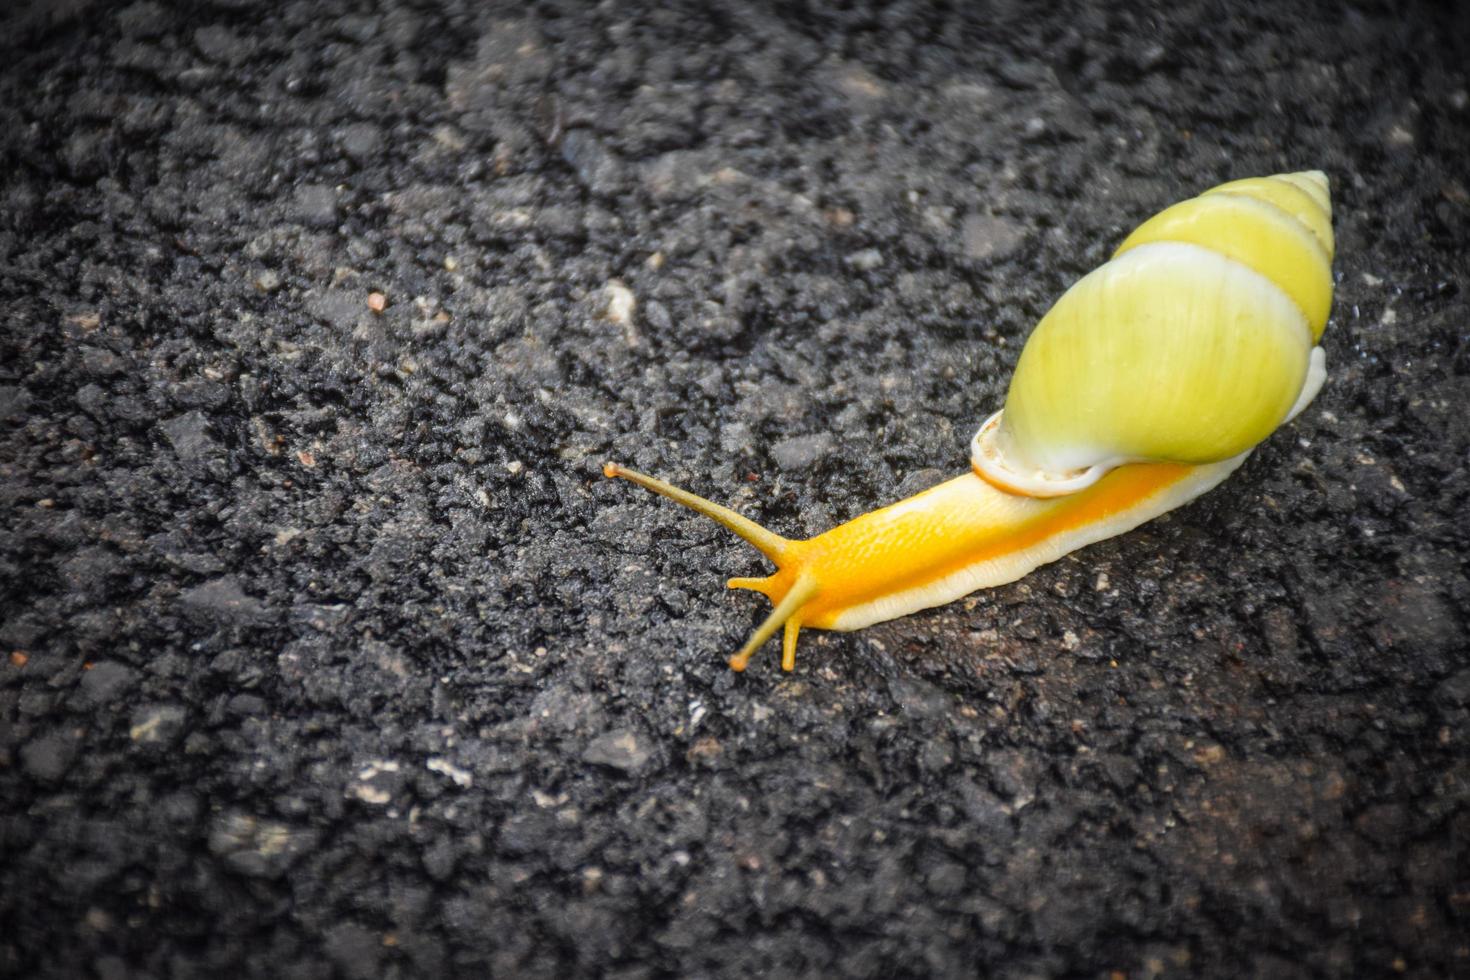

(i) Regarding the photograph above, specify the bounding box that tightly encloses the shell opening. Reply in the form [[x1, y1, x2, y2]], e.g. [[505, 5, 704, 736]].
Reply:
[[970, 410, 1120, 497]]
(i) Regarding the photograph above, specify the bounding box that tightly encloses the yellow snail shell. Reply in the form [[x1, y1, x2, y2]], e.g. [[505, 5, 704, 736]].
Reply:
[[972, 171, 1333, 496]]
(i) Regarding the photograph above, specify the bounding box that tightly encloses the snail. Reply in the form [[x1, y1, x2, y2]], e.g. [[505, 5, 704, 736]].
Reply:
[[604, 171, 1334, 672]]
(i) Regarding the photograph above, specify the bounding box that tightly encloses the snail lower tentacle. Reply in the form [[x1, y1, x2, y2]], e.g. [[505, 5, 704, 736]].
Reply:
[[603, 170, 1335, 672]]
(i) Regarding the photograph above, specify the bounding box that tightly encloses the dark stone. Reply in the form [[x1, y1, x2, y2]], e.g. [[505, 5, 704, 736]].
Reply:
[[117, 1, 169, 37], [561, 130, 625, 196], [498, 809, 557, 856], [337, 122, 383, 163], [997, 60, 1052, 89], [1435, 669, 1470, 707], [94, 955, 128, 980], [76, 661, 137, 706], [20, 731, 76, 782], [926, 861, 967, 897], [334, 14, 379, 44], [61, 131, 109, 181], [987, 749, 1040, 804], [193, 25, 250, 65], [80, 347, 127, 377], [159, 410, 220, 462], [1371, 579, 1457, 657], [0, 385, 30, 420], [148, 531, 226, 574], [291, 184, 339, 228], [323, 922, 381, 980], [57, 546, 122, 597], [178, 577, 267, 625], [422, 835, 457, 881], [226, 693, 266, 716], [303, 289, 366, 332]]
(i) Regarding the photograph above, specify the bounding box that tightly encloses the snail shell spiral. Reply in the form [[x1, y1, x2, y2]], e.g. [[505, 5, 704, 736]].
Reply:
[[972, 171, 1334, 497]]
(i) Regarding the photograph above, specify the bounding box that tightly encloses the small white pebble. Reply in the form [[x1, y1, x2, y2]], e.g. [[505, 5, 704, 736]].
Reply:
[[427, 757, 473, 788], [506, 460, 524, 475], [602, 280, 636, 326]]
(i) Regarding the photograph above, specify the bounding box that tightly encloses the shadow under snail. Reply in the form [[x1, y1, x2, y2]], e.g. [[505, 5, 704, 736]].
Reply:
[[605, 171, 1335, 672]]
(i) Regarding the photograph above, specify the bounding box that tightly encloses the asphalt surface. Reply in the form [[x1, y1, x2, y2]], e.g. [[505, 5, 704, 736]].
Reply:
[[3, 1, 1469, 977]]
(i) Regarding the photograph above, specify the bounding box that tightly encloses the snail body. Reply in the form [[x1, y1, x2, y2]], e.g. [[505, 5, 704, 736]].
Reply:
[[605, 171, 1334, 671]]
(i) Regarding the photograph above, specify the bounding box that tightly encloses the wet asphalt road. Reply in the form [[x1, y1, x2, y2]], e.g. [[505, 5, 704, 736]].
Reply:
[[2, 1, 1469, 977]]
